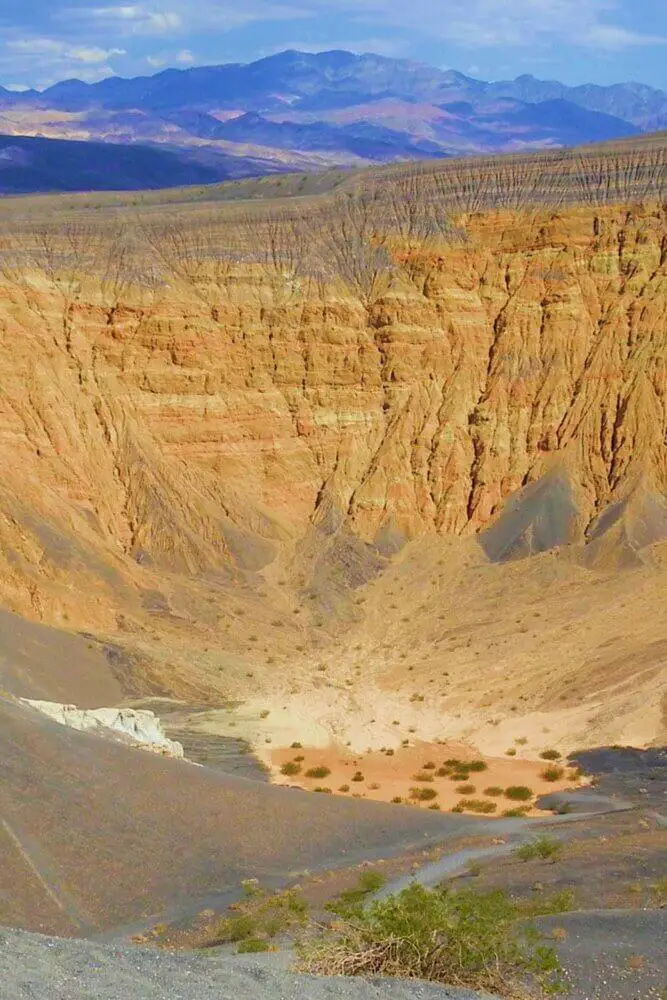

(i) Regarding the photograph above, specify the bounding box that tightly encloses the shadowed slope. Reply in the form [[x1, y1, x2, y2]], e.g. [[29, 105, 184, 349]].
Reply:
[[0, 696, 476, 937]]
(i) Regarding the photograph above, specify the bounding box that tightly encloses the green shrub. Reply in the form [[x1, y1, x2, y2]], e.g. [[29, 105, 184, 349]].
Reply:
[[300, 883, 563, 996], [455, 798, 497, 814], [502, 807, 530, 818], [326, 872, 387, 918], [540, 749, 562, 761], [541, 766, 565, 782], [281, 761, 301, 776], [505, 748, 517, 757], [483, 786, 504, 797], [291, 742, 303, 749], [211, 887, 307, 951], [314, 786, 333, 794], [456, 784, 476, 794], [450, 772, 470, 782], [237, 938, 271, 953], [505, 786, 534, 802], [410, 786, 438, 801], [436, 766, 451, 777], [413, 771, 435, 782], [515, 837, 562, 862], [444, 758, 462, 768], [305, 766, 331, 779], [466, 760, 488, 772]]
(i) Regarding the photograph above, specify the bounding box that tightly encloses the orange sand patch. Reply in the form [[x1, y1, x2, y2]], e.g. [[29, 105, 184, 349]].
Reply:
[[268, 740, 580, 817]]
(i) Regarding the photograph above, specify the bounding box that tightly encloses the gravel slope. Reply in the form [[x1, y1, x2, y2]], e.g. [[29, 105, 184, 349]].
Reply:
[[0, 929, 497, 1000]]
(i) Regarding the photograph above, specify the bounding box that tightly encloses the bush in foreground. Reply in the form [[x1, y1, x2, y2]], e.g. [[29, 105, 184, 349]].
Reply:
[[300, 882, 563, 997]]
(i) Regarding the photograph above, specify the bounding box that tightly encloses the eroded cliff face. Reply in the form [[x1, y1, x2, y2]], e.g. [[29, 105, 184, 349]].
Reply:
[[1, 202, 666, 747]]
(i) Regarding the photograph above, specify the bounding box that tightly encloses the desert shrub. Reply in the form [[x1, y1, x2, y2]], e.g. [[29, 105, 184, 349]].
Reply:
[[391, 796, 403, 804], [305, 766, 331, 779], [300, 883, 563, 997], [444, 758, 462, 768], [422, 761, 436, 770], [436, 766, 451, 777], [326, 871, 387, 918], [281, 761, 301, 776], [351, 771, 365, 782], [651, 877, 667, 904], [455, 798, 497, 814], [291, 742, 303, 749], [237, 938, 271, 953], [484, 786, 504, 797], [450, 772, 470, 782], [211, 886, 307, 951], [540, 750, 562, 761], [413, 771, 435, 782], [505, 786, 534, 802], [339, 784, 350, 793], [410, 786, 438, 801], [505, 749, 517, 757], [456, 784, 476, 795], [515, 837, 563, 862], [466, 760, 488, 772], [428, 804, 441, 811], [314, 786, 333, 794], [541, 766, 565, 783], [502, 808, 530, 818]]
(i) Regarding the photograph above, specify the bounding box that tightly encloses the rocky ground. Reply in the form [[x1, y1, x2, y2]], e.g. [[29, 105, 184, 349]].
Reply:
[[0, 930, 498, 1000]]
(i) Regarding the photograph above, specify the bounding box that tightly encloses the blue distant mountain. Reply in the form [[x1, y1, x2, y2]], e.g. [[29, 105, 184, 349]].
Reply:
[[0, 50, 663, 193]]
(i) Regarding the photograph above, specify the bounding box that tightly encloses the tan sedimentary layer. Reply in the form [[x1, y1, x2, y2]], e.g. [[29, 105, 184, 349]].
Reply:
[[1, 202, 666, 750]]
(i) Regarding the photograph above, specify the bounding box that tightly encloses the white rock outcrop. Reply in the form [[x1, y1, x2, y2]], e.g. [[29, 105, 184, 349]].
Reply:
[[22, 700, 184, 757]]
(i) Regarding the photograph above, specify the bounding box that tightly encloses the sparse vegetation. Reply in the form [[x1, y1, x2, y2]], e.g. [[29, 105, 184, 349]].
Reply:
[[207, 883, 307, 952], [456, 784, 477, 795], [505, 786, 534, 802], [305, 766, 331, 779], [454, 799, 497, 814], [484, 786, 504, 797], [515, 837, 563, 862], [409, 786, 438, 802], [540, 750, 562, 761], [280, 761, 301, 776], [325, 871, 387, 918], [541, 766, 565, 783]]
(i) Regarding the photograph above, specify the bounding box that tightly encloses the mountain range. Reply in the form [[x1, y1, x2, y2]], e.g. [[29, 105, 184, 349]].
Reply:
[[0, 49, 665, 193]]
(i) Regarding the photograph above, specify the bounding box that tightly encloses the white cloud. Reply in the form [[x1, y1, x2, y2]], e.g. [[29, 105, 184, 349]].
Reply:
[[175, 48, 195, 63], [278, 0, 667, 51], [8, 37, 125, 62]]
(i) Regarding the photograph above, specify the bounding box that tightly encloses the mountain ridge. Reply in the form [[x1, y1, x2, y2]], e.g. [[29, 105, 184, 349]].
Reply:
[[0, 50, 663, 193]]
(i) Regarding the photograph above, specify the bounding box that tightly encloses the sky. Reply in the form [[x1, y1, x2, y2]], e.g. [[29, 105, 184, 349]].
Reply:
[[1, 0, 666, 92]]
